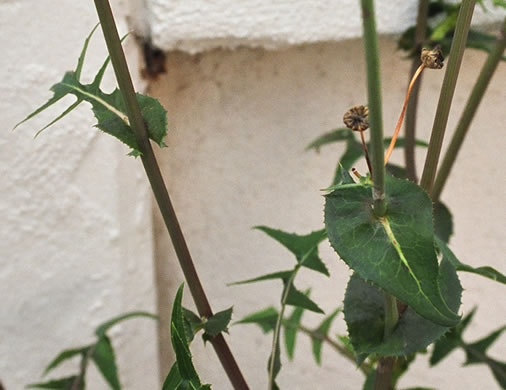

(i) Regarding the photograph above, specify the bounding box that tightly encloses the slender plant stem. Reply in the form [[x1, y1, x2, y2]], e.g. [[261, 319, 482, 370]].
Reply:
[[360, 0, 386, 216], [432, 18, 506, 201], [405, 0, 430, 182], [92, 1, 249, 388], [384, 64, 425, 165], [268, 268, 299, 390], [359, 129, 373, 175], [420, 0, 477, 193]]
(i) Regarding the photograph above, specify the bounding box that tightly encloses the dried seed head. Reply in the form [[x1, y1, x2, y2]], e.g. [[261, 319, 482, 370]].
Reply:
[[343, 105, 369, 132], [421, 46, 444, 69]]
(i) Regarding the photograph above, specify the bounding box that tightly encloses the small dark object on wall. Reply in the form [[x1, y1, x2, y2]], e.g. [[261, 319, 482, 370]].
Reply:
[[141, 42, 167, 80]]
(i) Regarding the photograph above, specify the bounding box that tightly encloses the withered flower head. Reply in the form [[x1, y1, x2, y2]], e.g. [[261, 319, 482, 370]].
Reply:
[[421, 46, 444, 69], [343, 105, 369, 132]]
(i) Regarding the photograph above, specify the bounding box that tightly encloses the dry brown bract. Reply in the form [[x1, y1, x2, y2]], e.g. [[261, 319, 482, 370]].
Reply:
[[343, 105, 369, 132], [421, 46, 445, 69]]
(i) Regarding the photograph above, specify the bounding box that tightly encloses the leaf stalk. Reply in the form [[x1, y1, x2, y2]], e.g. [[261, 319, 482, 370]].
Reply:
[[92, 1, 248, 388]]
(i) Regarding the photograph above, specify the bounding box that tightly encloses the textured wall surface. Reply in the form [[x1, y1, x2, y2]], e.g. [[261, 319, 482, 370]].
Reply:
[[0, 1, 158, 389], [150, 38, 506, 389], [133, 0, 506, 52]]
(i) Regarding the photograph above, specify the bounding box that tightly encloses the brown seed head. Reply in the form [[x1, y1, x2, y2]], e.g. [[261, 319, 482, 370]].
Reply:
[[343, 105, 369, 132], [421, 45, 444, 69]]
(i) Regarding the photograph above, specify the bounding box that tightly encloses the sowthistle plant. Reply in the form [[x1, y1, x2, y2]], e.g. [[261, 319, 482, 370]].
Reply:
[[13, 0, 506, 389]]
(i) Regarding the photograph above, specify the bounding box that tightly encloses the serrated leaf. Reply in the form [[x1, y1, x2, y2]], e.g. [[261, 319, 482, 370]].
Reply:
[[285, 285, 324, 314], [229, 270, 294, 286], [435, 237, 506, 285], [433, 202, 453, 243], [27, 376, 82, 390], [203, 307, 233, 341], [464, 326, 506, 365], [171, 324, 200, 386], [183, 308, 204, 342], [344, 257, 462, 358], [162, 363, 182, 390], [235, 307, 279, 333], [430, 308, 476, 366], [92, 336, 121, 390], [325, 174, 460, 326], [14, 28, 168, 156], [172, 284, 189, 349], [312, 308, 340, 365], [95, 311, 157, 337], [255, 227, 329, 276], [284, 303, 305, 360], [43, 346, 90, 376]]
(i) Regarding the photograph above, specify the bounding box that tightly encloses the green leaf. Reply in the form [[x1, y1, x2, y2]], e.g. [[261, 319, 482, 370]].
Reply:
[[267, 342, 281, 390], [332, 139, 363, 185], [183, 308, 204, 342], [95, 311, 157, 337], [203, 307, 233, 341], [92, 336, 121, 390], [386, 164, 408, 179], [305, 128, 352, 152], [464, 326, 506, 365], [362, 371, 376, 390], [171, 324, 200, 386], [435, 237, 506, 285], [229, 270, 294, 286], [43, 346, 90, 376], [27, 377, 82, 390], [255, 227, 329, 276], [284, 304, 305, 360], [433, 202, 453, 243], [430, 308, 476, 366], [430, 9, 458, 41], [311, 308, 340, 365], [162, 363, 182, 390], [325, 174, 460, 326], [235, 307, 279, 333], [285, 284, 324, 314], [344, 257, 462, 357], [14, 28, 168, 156]]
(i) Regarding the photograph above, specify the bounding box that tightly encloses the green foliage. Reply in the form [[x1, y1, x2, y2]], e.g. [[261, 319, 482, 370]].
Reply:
[[162, 284, 212, 389], [344, 258, 462, 358], [284, 305, 305, 360], [28, 312, 156, 390], [235, 307, 279, 333], [398, 0, 506, 61], [430, 308, 506, 389], [325, 173, 460, 326], [311, 309, 341, 365], [436, 237, 506, 285], [14, 25, 168, 157]]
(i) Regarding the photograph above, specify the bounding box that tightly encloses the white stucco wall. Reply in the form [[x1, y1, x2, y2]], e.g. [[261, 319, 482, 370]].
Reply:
[[149, 34, 506, 390], [132, 0, 505, 53], [0, 1, 158, 389]]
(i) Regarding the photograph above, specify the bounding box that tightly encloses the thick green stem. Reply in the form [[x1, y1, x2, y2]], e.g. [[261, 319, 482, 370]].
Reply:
[[432, 18, 506, 201], [405, 0, 429, 182], [360, 0, 386, 216], [92, 1, 248, 389], [420, 0, 477, 193]]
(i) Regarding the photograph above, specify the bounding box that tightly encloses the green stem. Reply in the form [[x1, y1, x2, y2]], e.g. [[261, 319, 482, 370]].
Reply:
[[268, 269, 298, 390], [360, 0, 386, 216], [92, 1, 249, 389], [432, 18, 506, 201], [420, 0, 477, 194], [405, 0, 429, 182]]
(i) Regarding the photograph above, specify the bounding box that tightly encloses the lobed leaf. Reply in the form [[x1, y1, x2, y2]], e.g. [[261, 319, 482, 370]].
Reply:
[[255, 227, 328, 276], [325, 174, 460, 326], [202, 307, 233, 342], [92, 336, 121, 390], [435, 237, 506, 285], [311, 308, 341, 365], [27, 376, 82, 390], [284, 304, 305, 360], [235, 307, 279, 333]]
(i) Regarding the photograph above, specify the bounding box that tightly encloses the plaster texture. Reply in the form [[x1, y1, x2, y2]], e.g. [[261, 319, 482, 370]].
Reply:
[[150, 38, 506, 389], [0, 1, 158, 389], [133, 0, 506, 53]]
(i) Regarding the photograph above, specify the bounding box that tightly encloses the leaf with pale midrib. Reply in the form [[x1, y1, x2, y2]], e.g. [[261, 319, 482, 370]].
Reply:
[[325, 174, 460, 326]]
